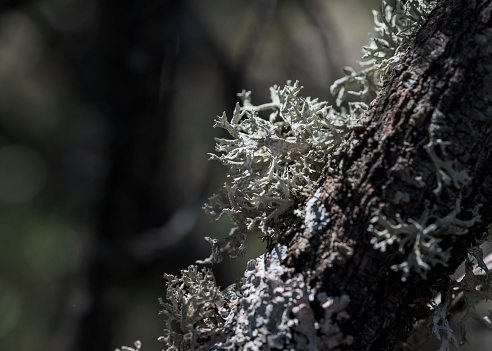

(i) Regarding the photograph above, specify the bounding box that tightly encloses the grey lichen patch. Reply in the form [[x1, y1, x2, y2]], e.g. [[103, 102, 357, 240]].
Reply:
[[303, 188, 331, 235], [206, 244, 353, 351], [203, 81, 363, 263], [158, 266, 238, 351], [369, 198, 480, 281], [425, 135, 471, 195], [162, 245, 353, 351]]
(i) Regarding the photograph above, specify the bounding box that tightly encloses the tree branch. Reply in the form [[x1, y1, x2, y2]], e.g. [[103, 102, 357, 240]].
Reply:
[[181, 0, 492, 350], [286, 0, 492, 349]]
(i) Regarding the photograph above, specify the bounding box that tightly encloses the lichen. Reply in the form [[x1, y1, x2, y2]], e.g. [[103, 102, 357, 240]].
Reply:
[[159, 245, 353, 351], [159, 0, 449, 349], [209, 244, 353, 351], [202, 81, 363, 263], [425, 128, 471, 195], [200, 0, 440, 264], [303, 188, 331, 235], [369, 198, 480, 281], [158, 266, 239, 351], [331, 0, 437, 107], [455, 257, 492, 345], [431, 295, 459, 351]]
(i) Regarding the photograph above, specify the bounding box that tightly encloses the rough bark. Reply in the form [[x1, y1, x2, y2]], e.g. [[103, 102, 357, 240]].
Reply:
[[287, 0, 492, 349], [209, 1, 492, 350]]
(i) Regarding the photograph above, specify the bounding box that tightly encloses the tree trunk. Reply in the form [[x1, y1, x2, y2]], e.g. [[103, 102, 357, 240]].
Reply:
[[205, 0, 492, 350]]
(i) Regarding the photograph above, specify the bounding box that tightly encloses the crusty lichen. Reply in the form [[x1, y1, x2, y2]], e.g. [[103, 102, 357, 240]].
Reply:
[[213, 244, 353, 351], [160, 245, 353, 351]]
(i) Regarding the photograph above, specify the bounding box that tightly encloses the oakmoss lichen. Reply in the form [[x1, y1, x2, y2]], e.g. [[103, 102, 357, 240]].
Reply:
[[331, 0, 437, 106], [201, 81, 364, 263], [158, 266, 238, 351], [369, 198, 480, 281]]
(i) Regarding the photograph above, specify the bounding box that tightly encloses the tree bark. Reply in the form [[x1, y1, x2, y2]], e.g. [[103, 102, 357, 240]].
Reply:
[[208, 1, 492, 350]]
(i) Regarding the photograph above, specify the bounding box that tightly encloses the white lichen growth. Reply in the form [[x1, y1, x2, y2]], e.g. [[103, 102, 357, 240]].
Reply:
[[202, 81, 364, 263], [331, 0, 437, 106], [158, 266, 238, 351], [369, 198, 480, 281], [160, 0, 448, 349], [303, 188, 331, 235]]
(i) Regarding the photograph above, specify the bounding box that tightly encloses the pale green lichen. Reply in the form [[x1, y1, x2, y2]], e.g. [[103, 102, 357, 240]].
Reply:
[[425, 134, 471, 195], [158, 266, 238, 351], [208, 245, 354, 350], [161, 0, 451, 349], [331, 0, 437, 106], [202, 81, 364, 263], [369, 198, 480, 281]]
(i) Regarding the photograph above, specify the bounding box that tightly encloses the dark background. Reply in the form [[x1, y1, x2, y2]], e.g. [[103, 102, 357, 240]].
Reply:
[[3, 1, 489, 351]]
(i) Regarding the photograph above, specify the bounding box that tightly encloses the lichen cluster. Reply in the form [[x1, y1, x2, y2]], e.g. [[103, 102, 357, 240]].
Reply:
[[425, 110, 472, 196], [364, 1, 482, 283], [115, 341, 142, 351], [158, 266, 238, 351], [161, 245, 353, 351], [217, 244, 353, 351], [202, 81, 363, 263], [369, 198, 480, 281], [331, 0, 437, 107]]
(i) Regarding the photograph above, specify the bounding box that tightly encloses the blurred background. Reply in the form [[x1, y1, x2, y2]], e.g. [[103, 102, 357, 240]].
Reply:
[[1, 0, 489, 350]]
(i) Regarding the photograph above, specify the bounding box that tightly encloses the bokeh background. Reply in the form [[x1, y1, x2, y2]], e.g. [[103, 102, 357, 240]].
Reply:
[[1, 0, 490, 350]]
